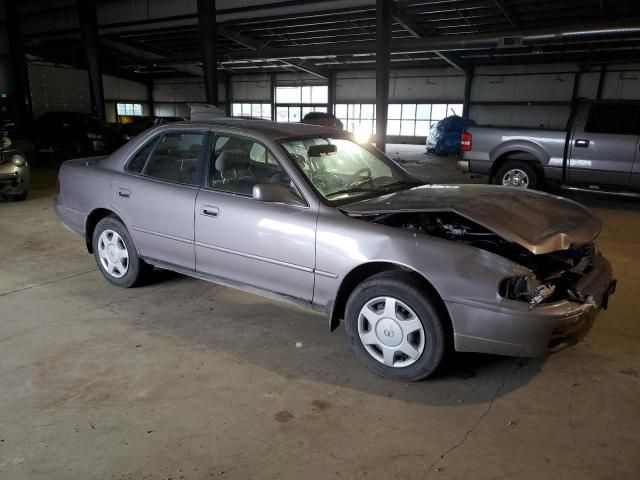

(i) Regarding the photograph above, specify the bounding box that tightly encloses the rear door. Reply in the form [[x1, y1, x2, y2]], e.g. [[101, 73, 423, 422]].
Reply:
[[567, 103, 640, 186], [111, 129, 207, 269]]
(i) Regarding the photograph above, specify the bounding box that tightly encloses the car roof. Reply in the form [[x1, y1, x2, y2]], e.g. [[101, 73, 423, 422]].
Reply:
[[179, 117, 347, 139]]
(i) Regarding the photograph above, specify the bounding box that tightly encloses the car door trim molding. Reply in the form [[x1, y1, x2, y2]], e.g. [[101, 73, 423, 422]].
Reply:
[[142, 256, 325, 313], [132, 226, 193, 245], [194, 240, 314, 273], [314, 269, 338, 279]]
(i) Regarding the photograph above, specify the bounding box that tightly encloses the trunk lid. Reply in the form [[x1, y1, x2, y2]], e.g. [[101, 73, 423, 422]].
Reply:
[[340, 184, 601, 255]]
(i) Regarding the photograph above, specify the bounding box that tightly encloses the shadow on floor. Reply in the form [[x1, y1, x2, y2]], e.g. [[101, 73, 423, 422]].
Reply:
[[106, 271, 547, 407]]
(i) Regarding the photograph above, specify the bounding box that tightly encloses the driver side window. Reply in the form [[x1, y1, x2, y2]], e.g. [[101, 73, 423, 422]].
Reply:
[[208, 135, 292, 196]]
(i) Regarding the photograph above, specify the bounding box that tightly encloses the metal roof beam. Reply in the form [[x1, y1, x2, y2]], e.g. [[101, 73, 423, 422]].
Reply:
[[392, 5, 428, 38], [433, 51, 471, 73], [493, 0, 522, 29], [217, 25, 329, 78], [217, 24, 268, 52], [392, 4, 470, 73], [101, 38, 204, 76], [279, 58, 329, 78]]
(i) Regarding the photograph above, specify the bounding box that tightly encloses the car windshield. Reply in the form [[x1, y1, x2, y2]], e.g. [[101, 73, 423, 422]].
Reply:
[[280, 137, 418, 203]]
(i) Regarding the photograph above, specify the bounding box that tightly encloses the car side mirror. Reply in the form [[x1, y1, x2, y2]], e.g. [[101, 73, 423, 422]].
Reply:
[[252, 183, 306, 207]]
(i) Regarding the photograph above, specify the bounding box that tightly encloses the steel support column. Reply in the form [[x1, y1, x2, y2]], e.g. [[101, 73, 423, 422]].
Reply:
[[596, 65, 607, 99], [77, 0, 105, 119], [147, 70, 155, 116], [463, 70, 473, 118], [270, 73, 276, 121], [197, 0, 218, 105], [328, 71, 336, 115], [224, 73, 232, 116], [571, 68, 584, 108], [375, 0, 392, 151]]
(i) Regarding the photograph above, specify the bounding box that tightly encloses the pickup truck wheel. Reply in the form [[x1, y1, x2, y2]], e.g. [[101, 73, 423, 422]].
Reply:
[[344, 272, 446, 381], [494, 160, 539, 189], [92, 216, 152, 288]]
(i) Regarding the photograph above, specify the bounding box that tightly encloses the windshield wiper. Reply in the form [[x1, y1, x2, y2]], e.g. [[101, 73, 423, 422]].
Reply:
[[379, 180, 424, 191], [325, 187, 379, 199], [326, 181, 423, 200]]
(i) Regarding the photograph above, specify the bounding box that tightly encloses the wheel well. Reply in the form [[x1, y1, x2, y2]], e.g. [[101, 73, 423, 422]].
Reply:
[[329, 262, 452, 337], [85, 208, 120, 253], [491, 151, 545, 182]]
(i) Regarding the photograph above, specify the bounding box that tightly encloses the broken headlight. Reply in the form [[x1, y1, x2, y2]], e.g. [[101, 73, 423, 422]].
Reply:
[[499, 275, 558, 309], [499, 275, 535, 301]]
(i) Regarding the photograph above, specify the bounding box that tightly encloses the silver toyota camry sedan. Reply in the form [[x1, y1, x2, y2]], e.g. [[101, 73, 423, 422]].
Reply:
[[55, 119, 616, 381]]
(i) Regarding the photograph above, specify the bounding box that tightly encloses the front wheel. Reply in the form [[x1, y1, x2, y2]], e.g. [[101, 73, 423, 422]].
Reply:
[[494, 160, 540, 189], [344, 272, 448, 381], [92, 216, 152, 288]]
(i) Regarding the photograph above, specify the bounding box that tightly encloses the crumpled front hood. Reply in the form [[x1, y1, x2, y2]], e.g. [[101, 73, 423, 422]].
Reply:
[[340, 184, 601, 255]]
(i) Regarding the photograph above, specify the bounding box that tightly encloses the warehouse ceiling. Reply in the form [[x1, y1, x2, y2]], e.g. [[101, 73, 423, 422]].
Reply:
[[20, 0, 640, 79]]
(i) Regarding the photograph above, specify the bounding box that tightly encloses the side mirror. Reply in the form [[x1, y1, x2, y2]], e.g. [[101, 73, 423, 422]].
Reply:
[[252, 183, 306, 207]]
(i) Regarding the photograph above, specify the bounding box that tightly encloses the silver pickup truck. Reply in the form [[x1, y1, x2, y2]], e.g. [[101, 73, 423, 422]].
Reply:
[[457, 100, 640, 196]]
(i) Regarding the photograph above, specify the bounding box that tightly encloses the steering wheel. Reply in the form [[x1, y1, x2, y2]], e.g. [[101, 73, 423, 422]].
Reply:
[[346, 167, 373, 187]]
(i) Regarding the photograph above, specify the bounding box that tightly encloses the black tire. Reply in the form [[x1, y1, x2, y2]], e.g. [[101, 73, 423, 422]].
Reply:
[[493, 160, 540, 189], [92, 216, 153, 288], [344, 272, 448, 381]]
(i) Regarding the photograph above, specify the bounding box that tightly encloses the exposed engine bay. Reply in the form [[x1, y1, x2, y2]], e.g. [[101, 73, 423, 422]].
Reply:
[[355, 211, 596, 308]]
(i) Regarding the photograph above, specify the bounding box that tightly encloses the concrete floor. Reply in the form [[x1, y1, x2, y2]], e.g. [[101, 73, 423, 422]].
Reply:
[[1, 146, 639, 479]]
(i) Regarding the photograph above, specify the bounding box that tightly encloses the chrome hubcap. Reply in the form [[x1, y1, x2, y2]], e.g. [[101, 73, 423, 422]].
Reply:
[[357, 296, 425, 368], [502, 168, 530, 188], [97, 230, 129, 278]]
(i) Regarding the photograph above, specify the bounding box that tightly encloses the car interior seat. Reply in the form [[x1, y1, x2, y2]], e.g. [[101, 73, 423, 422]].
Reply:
[[214, 150, 256, 195]]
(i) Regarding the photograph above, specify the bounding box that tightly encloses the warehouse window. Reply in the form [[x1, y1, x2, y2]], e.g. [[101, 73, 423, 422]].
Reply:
[[275, 85, 328, 122], [335, 103, 463, 136], [232, 102, 272, 120], [116, 102, 143, 116], [335, 104, 376, 135], [387, 103, 463, 136]]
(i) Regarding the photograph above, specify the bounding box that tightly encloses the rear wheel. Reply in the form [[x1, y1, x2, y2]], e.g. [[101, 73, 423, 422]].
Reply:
[[494, 160, 539, 189], [344, 272, 447, 381], [92, 216, 152, 287]]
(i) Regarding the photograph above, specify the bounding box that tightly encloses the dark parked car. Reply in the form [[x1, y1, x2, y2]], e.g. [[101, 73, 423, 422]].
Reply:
[[121, 116, 186, 138], [302, 112, 343, 130], [0, 124, 30, 201], [32, 112, 129, 156]]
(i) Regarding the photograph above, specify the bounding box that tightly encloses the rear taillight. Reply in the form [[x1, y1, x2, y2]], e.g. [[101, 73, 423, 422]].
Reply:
[[461, 132, 472, 151]]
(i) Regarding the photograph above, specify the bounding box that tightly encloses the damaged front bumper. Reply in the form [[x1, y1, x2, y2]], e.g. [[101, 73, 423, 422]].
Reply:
[[0, 165, 30, 196], [447, 253, 615, 357]]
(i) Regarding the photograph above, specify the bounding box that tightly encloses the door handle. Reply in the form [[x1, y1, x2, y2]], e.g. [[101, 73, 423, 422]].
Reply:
[[117, 188, 131, 198], [200, 205, 219, 218], [574, 139, 590, 148]]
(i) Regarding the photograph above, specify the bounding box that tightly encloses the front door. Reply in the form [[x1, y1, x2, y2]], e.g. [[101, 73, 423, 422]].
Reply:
[[194, 133, 316, 302], [111, 130, 207, 269], [567, 102, 639, 187]]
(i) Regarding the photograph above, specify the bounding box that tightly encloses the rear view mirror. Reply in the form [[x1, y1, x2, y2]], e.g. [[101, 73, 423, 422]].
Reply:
[[252, 183, 306, 207], [308, 144, 337, 157]]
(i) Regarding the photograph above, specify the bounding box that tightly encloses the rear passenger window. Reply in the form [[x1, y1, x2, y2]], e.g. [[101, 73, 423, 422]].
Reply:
[[127, 138, 158, 174], [585, 104, 639, 135], [142, 132, 205, 185]]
